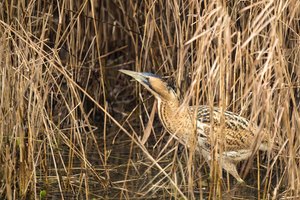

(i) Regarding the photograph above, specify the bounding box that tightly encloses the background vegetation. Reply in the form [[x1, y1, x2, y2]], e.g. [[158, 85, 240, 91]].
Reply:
[[0, 0, 299, 199]]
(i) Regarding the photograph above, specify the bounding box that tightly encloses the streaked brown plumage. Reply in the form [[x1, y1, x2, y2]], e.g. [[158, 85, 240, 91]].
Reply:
[[120, 69, 269, 183]]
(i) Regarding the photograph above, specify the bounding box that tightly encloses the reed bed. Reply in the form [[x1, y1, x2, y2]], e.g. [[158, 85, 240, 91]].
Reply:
[[0, 0, 299, 199]]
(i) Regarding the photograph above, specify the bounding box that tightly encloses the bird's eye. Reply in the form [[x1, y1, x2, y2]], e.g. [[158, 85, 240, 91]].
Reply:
[[142, 77, 150, 85]]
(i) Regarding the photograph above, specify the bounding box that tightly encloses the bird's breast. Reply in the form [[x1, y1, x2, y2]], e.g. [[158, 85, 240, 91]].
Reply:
[[157, 100, 195, 145]]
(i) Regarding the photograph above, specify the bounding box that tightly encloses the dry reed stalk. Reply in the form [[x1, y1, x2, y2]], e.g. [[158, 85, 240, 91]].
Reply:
[[0, 0, 299, 199]]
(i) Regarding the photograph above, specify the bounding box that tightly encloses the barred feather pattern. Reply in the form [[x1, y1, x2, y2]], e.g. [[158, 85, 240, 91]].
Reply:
[[191, 105, 268, 153]]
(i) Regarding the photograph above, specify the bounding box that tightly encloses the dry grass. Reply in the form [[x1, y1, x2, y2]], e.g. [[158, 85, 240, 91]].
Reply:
[[0, 0, 299, 199]]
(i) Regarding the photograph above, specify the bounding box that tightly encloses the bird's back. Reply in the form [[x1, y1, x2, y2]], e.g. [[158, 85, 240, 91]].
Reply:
[[191, 105, 268, 153]]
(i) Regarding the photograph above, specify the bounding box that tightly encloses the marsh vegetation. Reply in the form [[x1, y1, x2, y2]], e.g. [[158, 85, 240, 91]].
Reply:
[[0, 0, 299, 199]]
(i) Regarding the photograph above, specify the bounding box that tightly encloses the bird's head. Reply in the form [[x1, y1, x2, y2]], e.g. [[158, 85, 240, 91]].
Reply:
[[119, 69, 177, 102]]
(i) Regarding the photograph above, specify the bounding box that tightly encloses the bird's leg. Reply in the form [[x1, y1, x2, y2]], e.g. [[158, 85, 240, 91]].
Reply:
[[221, 159, 245, 184], [201, 149, 245, 184]]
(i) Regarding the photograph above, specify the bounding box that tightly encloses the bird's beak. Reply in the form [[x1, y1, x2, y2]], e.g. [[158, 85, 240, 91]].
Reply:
[[119, 69, 150, 88]]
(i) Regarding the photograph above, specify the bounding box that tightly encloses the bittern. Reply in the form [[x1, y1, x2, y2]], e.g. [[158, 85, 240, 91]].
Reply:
[[119, 69, 269, 183]]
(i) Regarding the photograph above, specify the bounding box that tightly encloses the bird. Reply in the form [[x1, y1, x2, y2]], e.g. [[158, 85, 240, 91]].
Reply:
[[119, 69, 270, 183]]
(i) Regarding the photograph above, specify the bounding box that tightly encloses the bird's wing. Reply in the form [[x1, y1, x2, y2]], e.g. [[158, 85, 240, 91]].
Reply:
[[191, 105, 256, 151]]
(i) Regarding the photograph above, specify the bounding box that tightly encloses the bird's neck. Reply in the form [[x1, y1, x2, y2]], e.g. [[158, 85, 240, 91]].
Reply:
[[157, 98, 195, 145]]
